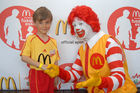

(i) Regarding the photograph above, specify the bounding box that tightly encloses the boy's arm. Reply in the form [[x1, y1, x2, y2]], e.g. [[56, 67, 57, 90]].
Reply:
[[54, 61, 58, 65], [21, 55, 47, 70]]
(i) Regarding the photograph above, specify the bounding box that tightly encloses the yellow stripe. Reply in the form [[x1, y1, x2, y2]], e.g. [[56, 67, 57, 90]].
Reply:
[[19, 72, 21, 90], [35, 71, 39, 93]]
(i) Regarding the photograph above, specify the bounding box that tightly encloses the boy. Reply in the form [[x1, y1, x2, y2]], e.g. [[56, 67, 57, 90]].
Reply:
[[20, 7, 59, 93], [44, 5, 137, 93]]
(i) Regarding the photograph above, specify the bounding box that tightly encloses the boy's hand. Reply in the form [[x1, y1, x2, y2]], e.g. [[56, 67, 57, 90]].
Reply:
[[41, 64, 48, 70], [44, 64, 59, 78], [76, 72, 101, 88]]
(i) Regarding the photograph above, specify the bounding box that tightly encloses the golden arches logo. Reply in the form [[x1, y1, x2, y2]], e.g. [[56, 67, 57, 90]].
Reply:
[[90, 53, 105, 69], [91, 56, 103, 66], [22, 10, 31, 16], [38, 53, 51, 64], [132, 10, 140, 17], [0, 76, 16, 90], [55, 20, 68, 35]]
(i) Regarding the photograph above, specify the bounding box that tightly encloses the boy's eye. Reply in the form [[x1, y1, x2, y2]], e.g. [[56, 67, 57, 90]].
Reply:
[[46, 21, 50, 24], [39, 22, 42, 24]]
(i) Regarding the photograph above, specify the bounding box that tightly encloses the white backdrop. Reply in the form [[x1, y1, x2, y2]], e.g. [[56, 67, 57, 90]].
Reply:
[[0, 0, 140, 90]]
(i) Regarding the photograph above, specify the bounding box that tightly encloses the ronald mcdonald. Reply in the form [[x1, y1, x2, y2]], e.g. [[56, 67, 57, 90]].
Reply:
[[44, 5, 137, 93]]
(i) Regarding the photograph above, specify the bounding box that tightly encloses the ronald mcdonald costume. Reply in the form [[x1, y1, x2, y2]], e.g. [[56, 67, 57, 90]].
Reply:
[[20, 34, 59, 93], [44, 5, 137, 93], [75, 32, 137, 93]]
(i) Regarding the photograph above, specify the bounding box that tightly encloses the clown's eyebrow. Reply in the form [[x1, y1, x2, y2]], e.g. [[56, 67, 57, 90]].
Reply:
[[72, 22, 76, 26]]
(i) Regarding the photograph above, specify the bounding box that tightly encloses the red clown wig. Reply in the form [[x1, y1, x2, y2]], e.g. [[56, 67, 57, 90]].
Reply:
[[68, 5, 100, 35]]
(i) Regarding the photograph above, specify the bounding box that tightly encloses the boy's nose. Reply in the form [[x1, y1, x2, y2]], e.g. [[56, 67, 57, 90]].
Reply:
[[43, 24, 47, 27]]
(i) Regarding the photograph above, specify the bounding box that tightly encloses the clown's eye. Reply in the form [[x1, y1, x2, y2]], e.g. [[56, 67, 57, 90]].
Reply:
[[79, 23, 83, 25], [73, 24, 76, 27]]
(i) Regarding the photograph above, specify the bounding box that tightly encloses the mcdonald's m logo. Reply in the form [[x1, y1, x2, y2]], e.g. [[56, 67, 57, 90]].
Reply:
[[38, 53, 51, 64], [22, 10, 31, 16], [55, 20, 68, 35], [0, 76, 17, 90], [91, 56, 103, 65], [90, 53, 105, 69], [132, 10, 140, 17]]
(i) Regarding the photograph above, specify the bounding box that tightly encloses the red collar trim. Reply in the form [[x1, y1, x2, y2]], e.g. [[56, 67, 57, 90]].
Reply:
[[35, 34, 50, 44]]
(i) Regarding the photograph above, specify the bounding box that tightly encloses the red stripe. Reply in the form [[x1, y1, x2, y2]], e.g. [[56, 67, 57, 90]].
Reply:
[[36, 34, 50, 44], [20, 42, 26, 56], [78, 51, 80, 55], [106, 41, 111, 48], [108, 61, 123, 69], [106, 77, 114, 92], [57, 50, 60, 58], [92, 87, 95, 93], [71, 70, 78, 82], [35, 70, 39, 93], [113, 74, 123, 88], [106, 47, 122, 57], [75, 59, 82, 66], [85, 44, 89, 78], [71, 68, 83, 76], [99, 77, 108, 88], [59, 68, 71, 82], [30, 35, 36, 42], [111, 71, 125, 78]]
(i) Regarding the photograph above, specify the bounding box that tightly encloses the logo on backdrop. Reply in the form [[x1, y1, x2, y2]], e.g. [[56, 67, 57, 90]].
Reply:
[[0, 76, 16, 90], [0, 6, 36, 50], [108, 7, 140, 50], [132, 73, 140, 85]]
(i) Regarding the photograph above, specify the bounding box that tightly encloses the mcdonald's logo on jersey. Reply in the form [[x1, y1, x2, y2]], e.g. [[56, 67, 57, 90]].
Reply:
[[22, 10, 31, 16], [90, 53, 105, 69], [38, 53, 51, 64], [0, 76, 17, 90], [55, 20, 68, 35]]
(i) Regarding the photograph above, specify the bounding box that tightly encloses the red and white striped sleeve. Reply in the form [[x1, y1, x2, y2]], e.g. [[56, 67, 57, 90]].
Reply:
[[59, 51, 83, 83], [99, 38, 125, 92]]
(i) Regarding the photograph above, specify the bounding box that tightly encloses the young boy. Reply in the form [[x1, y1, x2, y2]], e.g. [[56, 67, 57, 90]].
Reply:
[[20, 7, 60, 93]]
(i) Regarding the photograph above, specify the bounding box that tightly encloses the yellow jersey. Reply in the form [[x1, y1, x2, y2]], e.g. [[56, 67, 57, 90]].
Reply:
[[20, 34, 60, 70]]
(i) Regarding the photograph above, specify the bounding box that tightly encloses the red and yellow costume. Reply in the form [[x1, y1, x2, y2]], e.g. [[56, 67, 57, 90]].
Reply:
[[59, 31, 137, 93], [20, 34, 59, 93]]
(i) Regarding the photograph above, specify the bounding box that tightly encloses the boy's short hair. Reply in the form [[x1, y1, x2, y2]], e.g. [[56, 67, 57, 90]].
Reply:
[[33, 7, 53, 22]]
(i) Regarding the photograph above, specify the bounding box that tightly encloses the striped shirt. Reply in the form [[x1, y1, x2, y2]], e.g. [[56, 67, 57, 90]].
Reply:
[[59, 37, 125, 92]]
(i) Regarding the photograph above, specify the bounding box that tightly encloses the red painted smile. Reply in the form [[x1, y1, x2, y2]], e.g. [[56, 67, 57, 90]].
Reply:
[[76, 29, 85, 38]]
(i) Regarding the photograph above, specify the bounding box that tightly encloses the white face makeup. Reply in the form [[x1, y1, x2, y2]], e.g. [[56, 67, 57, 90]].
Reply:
[[72, 17, 93, 41]]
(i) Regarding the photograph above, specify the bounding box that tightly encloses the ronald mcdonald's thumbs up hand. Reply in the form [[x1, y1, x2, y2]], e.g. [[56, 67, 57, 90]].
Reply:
[[76, 72, 101, 88], [44, 64, 59, 78]]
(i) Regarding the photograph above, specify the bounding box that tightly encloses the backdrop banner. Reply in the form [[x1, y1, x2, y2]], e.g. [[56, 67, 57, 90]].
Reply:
[[0, 0, 140, 90]]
